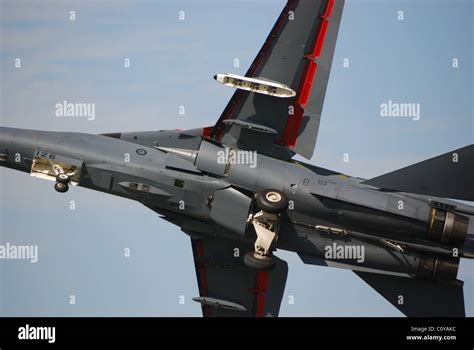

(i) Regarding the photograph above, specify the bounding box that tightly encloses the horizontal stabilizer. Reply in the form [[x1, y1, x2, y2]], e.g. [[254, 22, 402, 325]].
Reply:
[[355, 271, 465, 317], [363, 145, 474, 201]]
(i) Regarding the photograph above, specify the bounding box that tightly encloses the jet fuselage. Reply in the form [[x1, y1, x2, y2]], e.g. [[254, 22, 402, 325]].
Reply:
[[0, 126, 470, 282]]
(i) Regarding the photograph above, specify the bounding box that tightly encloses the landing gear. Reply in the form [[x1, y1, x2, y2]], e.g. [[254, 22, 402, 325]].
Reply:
[[54, 173, 71, 193], [56, 173, 70, 184], [244, 189, 288, 270], [255, 189, 288, 214], [244, 251, 275, 270], [54, 182, 69, 193]]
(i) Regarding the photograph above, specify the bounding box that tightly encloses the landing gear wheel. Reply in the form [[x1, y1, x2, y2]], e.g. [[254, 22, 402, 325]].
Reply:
[[244, 251, 275, 270], [54, 182, 69, 193], [255, 189, 288, 214], [56, 173, 70, 184]]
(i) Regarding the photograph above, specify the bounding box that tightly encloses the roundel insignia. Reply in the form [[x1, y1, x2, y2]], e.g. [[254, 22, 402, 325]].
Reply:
[[136, 148, 147, 155]]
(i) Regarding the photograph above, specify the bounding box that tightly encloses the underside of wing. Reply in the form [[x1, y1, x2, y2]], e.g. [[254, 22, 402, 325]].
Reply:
[[212, 0, 345, 160], [190, 236, 288, 317], [355, 271, 465, 317]]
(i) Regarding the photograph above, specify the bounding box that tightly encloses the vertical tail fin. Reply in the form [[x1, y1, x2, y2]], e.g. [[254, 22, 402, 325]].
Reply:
[[363, 145, 474, 201]]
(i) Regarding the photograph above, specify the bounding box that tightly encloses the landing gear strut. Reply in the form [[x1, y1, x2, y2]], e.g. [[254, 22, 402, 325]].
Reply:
[[245, 189, 288, 270]]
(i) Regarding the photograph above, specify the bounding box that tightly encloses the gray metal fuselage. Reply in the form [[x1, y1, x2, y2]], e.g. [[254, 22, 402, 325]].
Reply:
[[0, 127, 469, 280]]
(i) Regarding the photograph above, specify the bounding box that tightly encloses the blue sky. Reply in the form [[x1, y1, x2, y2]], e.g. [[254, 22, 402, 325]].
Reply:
[[0, 0, 473, 316]]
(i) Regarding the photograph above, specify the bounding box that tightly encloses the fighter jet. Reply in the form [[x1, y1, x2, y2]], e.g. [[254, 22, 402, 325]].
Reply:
[[1, 0, 473, 317]]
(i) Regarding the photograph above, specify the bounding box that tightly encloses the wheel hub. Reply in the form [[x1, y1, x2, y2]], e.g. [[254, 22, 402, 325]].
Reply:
[[266, 191, 282, 203]]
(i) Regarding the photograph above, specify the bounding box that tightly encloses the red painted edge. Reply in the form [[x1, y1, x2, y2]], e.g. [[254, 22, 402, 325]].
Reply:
[[278, 102, 304, 147], [311, 19, 328, 58], [192, 239, 212, 317], [254, 271, 269, 317], [297, 60, 318, 106], [201, 126, 213, 138], [321, 0, 335, 19], [277, 0, 334, 149]]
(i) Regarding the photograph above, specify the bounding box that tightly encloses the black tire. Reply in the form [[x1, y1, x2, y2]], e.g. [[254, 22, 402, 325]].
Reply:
[[54, 182, 69, 193], [56, 173, 70, 184], [244, 251, 275, 270], [255, 189, 288, 214]]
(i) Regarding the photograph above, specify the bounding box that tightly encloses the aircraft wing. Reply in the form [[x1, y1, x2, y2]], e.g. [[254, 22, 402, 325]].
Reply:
[[190, 236, 288, 317], [212, 0, 345, 160], [355, 271, 465, 317]]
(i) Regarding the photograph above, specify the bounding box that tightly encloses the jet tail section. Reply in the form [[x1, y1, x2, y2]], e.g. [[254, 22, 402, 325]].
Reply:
[[363, 145, 474, 201], [355, 271, 465, 317]]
